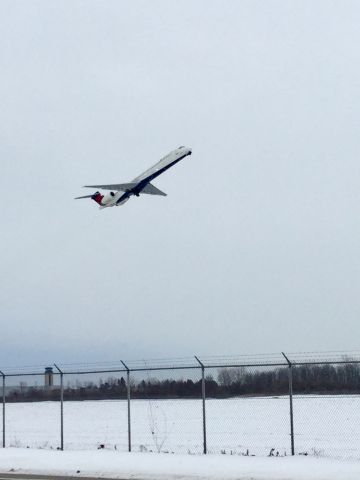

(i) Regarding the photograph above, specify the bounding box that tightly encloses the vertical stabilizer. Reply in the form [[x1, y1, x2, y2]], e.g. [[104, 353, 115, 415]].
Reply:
[[91, 191, 104, 205]]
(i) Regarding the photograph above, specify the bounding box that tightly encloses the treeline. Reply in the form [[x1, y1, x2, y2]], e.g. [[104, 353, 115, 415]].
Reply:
[[5, 362, 360, 402]]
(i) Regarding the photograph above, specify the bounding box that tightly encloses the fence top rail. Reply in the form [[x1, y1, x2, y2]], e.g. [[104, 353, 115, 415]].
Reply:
[[2, 351, 360, 375]]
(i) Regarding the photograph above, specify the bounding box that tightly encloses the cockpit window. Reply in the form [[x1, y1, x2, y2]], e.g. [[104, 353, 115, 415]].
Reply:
[[110, 191, 115, 197]]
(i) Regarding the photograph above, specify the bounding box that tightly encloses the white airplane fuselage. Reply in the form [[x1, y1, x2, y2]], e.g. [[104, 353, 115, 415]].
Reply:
[[96, 191, 129, 209], [77, 146, 192, 209]]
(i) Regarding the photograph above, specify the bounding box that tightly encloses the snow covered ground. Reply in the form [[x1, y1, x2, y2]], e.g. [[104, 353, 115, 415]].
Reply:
[[0, 448, 360, 480], [4, 395, 360, 459]]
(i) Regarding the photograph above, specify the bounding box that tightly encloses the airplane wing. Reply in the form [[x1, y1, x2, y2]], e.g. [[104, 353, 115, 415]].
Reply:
[[83, 182, 166, 196], [132, 146, 191, 184], [84, 182, 137, 192], [140, 183, 167, 196], [83, 147, 190, 199]]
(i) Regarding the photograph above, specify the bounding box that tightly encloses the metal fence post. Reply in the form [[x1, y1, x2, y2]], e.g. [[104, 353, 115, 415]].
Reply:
[[0, 371, 5, 448], [195, 356, 207, 454], [54, 364, 64, 451], [121, 361, 131, 452], [282, 352, 295, 455]]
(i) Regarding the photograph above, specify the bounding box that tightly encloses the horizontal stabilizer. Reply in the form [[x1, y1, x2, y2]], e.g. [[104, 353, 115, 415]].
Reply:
[[75, 193, 97, 199]]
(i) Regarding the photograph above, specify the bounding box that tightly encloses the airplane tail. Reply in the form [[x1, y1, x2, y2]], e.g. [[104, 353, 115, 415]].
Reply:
[[75, 191, 104, 205], [91, 191, 104, 205]]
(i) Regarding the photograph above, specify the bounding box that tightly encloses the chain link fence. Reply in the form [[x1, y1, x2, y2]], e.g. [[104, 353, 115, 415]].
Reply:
[[1, 351, 360, 459]]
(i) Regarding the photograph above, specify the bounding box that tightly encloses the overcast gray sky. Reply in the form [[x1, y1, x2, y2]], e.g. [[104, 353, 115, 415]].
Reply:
[[1, 0, 359, 366]]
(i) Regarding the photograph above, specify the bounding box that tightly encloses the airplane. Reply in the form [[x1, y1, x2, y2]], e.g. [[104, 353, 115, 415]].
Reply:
[[75, 146, 192, 209]]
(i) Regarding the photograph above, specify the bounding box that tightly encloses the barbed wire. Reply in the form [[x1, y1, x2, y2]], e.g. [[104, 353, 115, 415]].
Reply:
[[1, 350, 360, 376]]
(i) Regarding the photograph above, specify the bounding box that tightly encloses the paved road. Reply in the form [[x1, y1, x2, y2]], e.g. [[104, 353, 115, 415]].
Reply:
[[0, 475, 127, 480]]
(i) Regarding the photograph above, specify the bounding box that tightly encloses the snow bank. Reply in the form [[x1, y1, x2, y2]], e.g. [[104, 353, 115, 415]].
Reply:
[[0, 448, 359, 480], [6, 396, 360, 458]]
